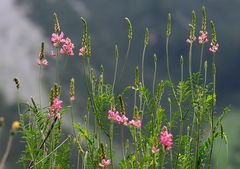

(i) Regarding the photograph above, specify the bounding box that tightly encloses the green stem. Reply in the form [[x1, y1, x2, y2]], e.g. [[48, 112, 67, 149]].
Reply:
[[55, 48, 60, 84], [208, 54, 216, 169], [112, 54, 119, 94], [117, 39, 132, 87], [70, 101, 76, 137], [152, 56, 157, 95], [109, 122, 114, 168], [121, 126, 125, 161], [38, 65, 42, 109], [141, 44, 147, 87], [161, 149, 166, 169], [199, 44, 204, 72]]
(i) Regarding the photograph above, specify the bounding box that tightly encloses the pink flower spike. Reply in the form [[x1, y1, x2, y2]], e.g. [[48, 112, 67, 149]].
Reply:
[[160, 126, 173, 150], [99, 158, 111, 168], [135, 120, 142, 128], [60, 37, 75, 56], [115, 114, 123, 124], [51, 32, 64, 48], [186, 36, 196, 44], [209, 42, 219, 53], [42, 59, 48, 66], [37, 58, 48, 66], [79, 46, 87, 56], [152, 145, 160, 154], [128, 119, 135, 126], [122, 114, 129, 126], [108, 110, 115, 121], [198, 31, 208, 44], [102, 159, 111, 166], [70, 95, 75, 102]]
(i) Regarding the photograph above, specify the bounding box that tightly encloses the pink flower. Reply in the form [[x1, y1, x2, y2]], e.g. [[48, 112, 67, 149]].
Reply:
[[60, 37, 75, 56], [108, 110, 115, 121], [128, 119, 142, 128], [70, 95, 75, 102], [122, 115, 129, 126], [37, 58, 48, 66], [160, 126, 173, 150], [48, 98, 63, 119], [99, 158, 111, 168], [114, 112, 123, 124], [198, 31, 208, 44], [79, 46, 87, 56], [152, 145, 160, 154], [51, 32, 64, 48], [209, 42, 219, 53], [186, 36, 197, 44], [135, 120, 142, 128]]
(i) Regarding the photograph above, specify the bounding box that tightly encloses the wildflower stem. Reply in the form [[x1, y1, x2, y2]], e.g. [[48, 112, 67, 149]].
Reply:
[[29, 137, 69, 169], [161, 149, 166, 169], [70, 101, 76, 137], [199, 44, 204, 72], [141, 44, 147, 87], [208, 54, 216, 169], [0, 135, 13, 169], [152, 54, 157, 95], [112, 45, 119, 94], [109, 122, 114, 168], [38, 65, 42, 109], [121, 126, 125, 161], [55, 48, 60, 84], [27, 116, 58, 168]]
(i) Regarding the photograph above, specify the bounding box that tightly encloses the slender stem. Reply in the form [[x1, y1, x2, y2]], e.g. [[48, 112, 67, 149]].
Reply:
[[27, 117, 58, 168], [29, 137, 69, 169], [141, 44, 147, 87], [161, 149, 166, 169], [116, 39, 131, 87], [152, 57, 157, 95], [189, 43, 194, 99], [199, 44, 204, 72], [0, 135, 13, 169], [70, 101, 76, 137], [208, 54, 216, 168], [109, 122, 114, 168], [112, 55, 119, 94], [166, 37, 171, 82], [55, 48, 60, 83], [38, 65, 42, 109], [121, 126, 125, 161]]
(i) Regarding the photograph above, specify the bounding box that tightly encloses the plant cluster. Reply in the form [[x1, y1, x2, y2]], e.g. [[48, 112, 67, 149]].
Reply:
[[0, 6, 229, 169]]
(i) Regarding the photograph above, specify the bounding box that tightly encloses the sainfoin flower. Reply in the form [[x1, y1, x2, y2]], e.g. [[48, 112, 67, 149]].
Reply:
[[37, 58, 48, 66], [160, 126, 173, 150], [60, 37, 75, 56], [99, 158, 111, 168], [152, 145, 160, 154], [51, 32, 64, 48], [186, 36, 197, 44], [128, 119, 142, 128], [79, 46, 87, 56], [209, 42, 219, 53], [48, 98, 63, 119], [198, 31, 208, 44]]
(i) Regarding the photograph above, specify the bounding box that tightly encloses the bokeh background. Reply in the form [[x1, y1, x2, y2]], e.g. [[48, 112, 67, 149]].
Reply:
[[0, 0, 240, 168]]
